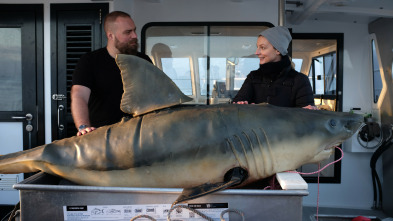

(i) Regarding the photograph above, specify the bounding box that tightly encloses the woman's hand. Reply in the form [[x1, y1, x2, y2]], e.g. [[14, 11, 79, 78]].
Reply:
[[233, 101, 255, 104], [303, 105, 318, 110]]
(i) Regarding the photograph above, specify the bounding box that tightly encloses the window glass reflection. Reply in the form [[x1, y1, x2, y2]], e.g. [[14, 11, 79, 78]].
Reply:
[[314, 57, 324, 94], [198, 57, 226, 96], [324, 53, 337, 95], [162, 58, 193, 95], [0, 28, 22, 111], [309, 53, 337, 95], [292, 58, 303, 73], [234, 58, 259, 90], [198, 57, 259, 96], [372, 40, 382, 103]]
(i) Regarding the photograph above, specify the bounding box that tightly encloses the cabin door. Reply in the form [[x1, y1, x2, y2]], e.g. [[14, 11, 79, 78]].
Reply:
[[0, 5, 44, 206], [51, 4, 108, 140]]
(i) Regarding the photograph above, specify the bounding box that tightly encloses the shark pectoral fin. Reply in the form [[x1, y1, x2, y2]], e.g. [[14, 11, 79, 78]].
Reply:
[[173, 167, 248, 205], [115, 54, 192, 117]]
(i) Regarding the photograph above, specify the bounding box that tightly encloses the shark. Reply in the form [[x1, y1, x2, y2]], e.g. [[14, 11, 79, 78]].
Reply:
[[0, 54, 363, 204]]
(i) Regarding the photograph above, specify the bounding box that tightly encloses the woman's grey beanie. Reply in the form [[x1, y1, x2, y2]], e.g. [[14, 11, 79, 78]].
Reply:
[[259, 26, 292, 56]]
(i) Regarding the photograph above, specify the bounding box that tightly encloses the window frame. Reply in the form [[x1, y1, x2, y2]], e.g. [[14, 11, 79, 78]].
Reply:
[[308, 51, 337, 97]]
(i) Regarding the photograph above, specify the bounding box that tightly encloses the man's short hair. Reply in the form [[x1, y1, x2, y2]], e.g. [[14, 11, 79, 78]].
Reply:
[[104, 11, 132, 33]]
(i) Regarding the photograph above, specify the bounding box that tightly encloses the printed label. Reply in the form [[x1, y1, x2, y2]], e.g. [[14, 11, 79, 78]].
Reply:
[[63, 203, 228, 221]]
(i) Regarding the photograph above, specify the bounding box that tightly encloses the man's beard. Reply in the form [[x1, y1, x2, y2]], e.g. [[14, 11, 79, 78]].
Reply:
[[115, 38, 139, 55]]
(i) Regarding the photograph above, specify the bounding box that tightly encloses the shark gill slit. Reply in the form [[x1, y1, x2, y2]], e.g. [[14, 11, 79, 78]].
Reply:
[[256, 127, 274, 177], [230, 134, 251, 173], [226, 138, 243, 170], [104, 126, 112, 168], [250, 129, 265, 178], [241, 131, 259, 179], [134, 116, 143, 151]]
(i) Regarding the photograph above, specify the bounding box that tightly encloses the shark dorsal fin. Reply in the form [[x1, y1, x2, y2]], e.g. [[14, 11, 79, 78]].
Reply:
[[115, 54, 193, 117]]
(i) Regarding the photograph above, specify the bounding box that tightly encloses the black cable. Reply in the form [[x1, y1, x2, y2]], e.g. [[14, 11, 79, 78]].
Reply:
[[7, 202, 20, 221], [371, 140, 393, 209], [0, 211, 12, 221], [368, 123, 384, 209], [375, 169, 383, 208], [371, 169, 378, 209], [370, 124, 393, 209], [0, 202, 20, 221]]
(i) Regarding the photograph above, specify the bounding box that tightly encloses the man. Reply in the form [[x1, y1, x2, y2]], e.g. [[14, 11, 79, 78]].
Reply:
[[71, 11, 152, 136]]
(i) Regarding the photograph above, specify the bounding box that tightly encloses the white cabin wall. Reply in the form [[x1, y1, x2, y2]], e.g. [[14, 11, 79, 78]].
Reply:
[[291, 20, 377, 209], [113, 0, 279, 39]]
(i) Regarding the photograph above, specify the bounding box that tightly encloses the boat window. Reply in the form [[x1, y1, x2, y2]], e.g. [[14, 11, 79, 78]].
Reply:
[[142, 22, 273, 104], [197, 57, 259, 96], [0, 28, 22, 111], [198, 57, 226, 96], [234, 57, 260, 90], [308, 53, 337, 95], [371, 39, 382, 103], [161, 57, 193, 95], [292, 58, 303, 72]]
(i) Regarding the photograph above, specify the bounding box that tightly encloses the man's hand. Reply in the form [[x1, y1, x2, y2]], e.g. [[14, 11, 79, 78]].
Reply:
[[77, 126, 96, 136], [71, 85, 93, 136]]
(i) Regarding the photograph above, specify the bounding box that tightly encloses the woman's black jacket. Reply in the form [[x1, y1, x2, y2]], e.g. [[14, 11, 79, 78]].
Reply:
[[232, 57, 315, 107]]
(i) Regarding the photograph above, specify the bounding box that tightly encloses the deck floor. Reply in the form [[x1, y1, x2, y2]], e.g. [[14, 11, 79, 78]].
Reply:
[[303, 206, 392, 221]]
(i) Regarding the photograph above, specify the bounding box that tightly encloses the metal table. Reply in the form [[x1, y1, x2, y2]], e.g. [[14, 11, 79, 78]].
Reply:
[[14, 172, 308, 221]]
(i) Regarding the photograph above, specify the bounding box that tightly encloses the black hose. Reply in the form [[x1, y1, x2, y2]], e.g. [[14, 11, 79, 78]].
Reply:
[[2, 202, 20, 221], [370, 124, 393, 209], [371, 169, 378, 209]]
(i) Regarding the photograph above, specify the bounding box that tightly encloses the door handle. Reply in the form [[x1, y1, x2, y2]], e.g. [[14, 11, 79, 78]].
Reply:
[[11, 113, 34, 146], [58, 105, 65, 130], [12, 113, 33, 121]]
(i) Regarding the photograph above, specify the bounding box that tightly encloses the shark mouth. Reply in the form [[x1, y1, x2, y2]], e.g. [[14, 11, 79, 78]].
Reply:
[[324, 142, 343, 151]]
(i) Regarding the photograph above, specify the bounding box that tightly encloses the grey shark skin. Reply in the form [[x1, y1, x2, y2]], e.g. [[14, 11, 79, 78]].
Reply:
[[0, 105, 362, 188], [0, 55, 363, 203]]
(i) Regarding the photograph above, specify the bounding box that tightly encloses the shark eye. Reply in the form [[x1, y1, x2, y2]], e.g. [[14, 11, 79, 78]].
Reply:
[[330, 119, 337, 127]]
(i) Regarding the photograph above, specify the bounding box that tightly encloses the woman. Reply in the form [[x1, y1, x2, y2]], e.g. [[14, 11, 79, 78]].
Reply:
[[232, 26, 316, 109]]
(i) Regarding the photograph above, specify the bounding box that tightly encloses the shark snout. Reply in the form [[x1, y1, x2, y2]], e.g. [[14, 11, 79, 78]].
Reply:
[[344, 115, 364, 133]]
